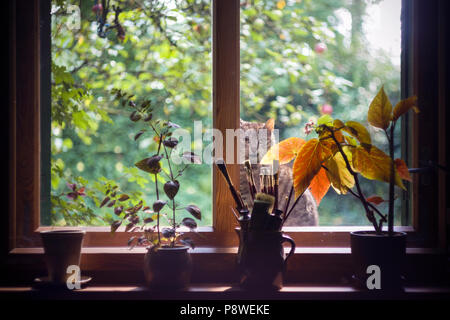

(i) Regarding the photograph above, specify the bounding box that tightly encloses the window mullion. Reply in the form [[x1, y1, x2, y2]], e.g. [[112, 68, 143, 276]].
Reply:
[[212, 0, 240, 232]]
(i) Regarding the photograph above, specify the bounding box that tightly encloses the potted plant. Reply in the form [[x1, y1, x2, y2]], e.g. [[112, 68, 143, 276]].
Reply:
[[102, 89, 202, 290], [261, 86, 418, 291]]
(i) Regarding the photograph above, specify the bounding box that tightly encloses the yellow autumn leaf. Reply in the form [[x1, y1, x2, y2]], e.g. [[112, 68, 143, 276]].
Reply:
[[344, 135, 357, 147], [324, 152, 355, 194], [333, 119, 345, 129], [392, 96, 419, 121], [343, 121, 372, 151], [318, 120, 345, 145], [277, 0, 286, 10], [292, 139, 333, 199], [352, 145, 406, 190], [368, 86, 393, 130], [260, 137, 306, 165]]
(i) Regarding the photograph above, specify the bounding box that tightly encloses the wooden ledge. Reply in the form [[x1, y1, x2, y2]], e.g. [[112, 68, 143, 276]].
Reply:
[[9, 246, 444, 255], [3, 246, 447, 286], [0, 284, 449, 300]]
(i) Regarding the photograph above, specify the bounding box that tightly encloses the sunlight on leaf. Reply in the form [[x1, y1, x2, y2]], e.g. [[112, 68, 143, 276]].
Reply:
[[308, 167, 330, 205], [368, 86, 392, 130], [292, 139, 333, 199], [343, 121, 371, 151], [394, 158, 412, 182], [324, 152, 355, 194], [392, 96, 419, 121], [260, 137, 306, 164], [352, 146, 405, 190]]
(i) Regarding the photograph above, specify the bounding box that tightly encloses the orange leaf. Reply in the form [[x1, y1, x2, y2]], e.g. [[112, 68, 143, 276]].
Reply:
[[394, 158, 412, 181], [292, 139, 333, 199], [392, 96, 419, 121], [366, 196, 385, 205], [309, 167, 330, 206], [260, 137, 306, 165], [265, 118, 275, 131]]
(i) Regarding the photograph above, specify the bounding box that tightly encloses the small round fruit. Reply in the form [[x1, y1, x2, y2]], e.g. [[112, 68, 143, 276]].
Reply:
[[92, 3, 103, 13], [314, 42, 327, 54], [321, 104, 333, 115]]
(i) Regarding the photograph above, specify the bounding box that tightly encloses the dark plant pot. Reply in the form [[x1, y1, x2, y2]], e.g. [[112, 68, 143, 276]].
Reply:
[[350, 231, 407, 291], [40, 230, 85, 284], [143, 245, 192, 290]]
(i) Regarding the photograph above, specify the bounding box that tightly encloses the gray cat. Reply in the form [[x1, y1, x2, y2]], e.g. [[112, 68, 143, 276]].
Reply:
[[239, 119, 318, 226]]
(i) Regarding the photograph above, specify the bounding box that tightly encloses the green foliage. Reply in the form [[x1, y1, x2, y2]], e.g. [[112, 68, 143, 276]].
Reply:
[[49, 0, 212, 226], [49, 0, 402, 227]]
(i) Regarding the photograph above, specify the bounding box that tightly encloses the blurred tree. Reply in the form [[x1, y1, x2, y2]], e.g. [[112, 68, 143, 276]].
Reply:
[[49, 0, 401, 226]]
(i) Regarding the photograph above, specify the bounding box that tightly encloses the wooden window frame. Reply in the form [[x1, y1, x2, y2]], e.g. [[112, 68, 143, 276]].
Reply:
[[4, 0, 448, 285]]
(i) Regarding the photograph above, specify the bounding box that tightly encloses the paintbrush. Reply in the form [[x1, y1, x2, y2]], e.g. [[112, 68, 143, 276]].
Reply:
[[215, 159, 246, 211], [273, 171, 279, 212], [260, 166, 269, 194], [272, 160, 279, 212], [244, 160, 257, 200], [249, 193, 274, 231]]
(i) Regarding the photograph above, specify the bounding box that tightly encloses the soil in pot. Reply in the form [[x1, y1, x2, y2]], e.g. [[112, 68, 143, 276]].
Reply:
[[351, 231, 407, 291], [143, 245, 192, 290]]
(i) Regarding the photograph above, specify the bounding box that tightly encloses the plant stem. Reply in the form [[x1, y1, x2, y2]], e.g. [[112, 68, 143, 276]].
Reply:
[[387, 122, 396, 236], [283, 186, 294, 221], [163, 145, 176, 247], [346, 187, 387, 222], [154, 173, 161, 245], [323, 126, 381, 233], [283, 190, 305, 224], [321, 163, 387, 222]]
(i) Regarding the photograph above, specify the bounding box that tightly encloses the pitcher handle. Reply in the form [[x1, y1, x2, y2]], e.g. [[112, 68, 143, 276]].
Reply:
[[281, 234, 296, 266]]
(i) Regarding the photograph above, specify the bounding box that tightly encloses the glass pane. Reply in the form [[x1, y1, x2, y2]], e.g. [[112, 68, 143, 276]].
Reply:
[[240, 0, 404, 226], [46, 0, 212, 227]]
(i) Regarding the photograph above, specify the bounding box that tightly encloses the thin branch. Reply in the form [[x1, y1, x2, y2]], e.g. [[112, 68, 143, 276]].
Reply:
[[346, 188, 387, 222], [386, 121, 396, 236], [322, 125, 381, 233], [283, 190, 305, 225], [283, 185, 294, 220]]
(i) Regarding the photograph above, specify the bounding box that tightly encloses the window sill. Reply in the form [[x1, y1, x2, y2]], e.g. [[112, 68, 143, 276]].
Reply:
[[3, 246, 447, 286], [0, 284, 449, 300]]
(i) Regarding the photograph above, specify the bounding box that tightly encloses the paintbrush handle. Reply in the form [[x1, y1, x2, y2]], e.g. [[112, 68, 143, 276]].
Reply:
[[273, 173, 279, 212], [216, 161, 245, 210], [244, 161, 257, 199]]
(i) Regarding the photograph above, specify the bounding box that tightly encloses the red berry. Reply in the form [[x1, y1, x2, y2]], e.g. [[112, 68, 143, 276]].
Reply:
[[321, 104, 333, 115], [92, 3, 103, 13], [314, 42, 327, 54]]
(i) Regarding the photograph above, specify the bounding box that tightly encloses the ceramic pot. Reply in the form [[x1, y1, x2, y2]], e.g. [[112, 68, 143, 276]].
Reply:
[[236, 228, 295, 290], [143, 245, 192, 290], [351, 231, 407, 291], [40, 229, 85, 284]]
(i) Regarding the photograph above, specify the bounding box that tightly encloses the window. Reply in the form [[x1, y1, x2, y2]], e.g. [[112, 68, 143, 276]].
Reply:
[[240, 0, 405, 226], [8, 0, 447, 257], [46, 0, 213, 229]]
